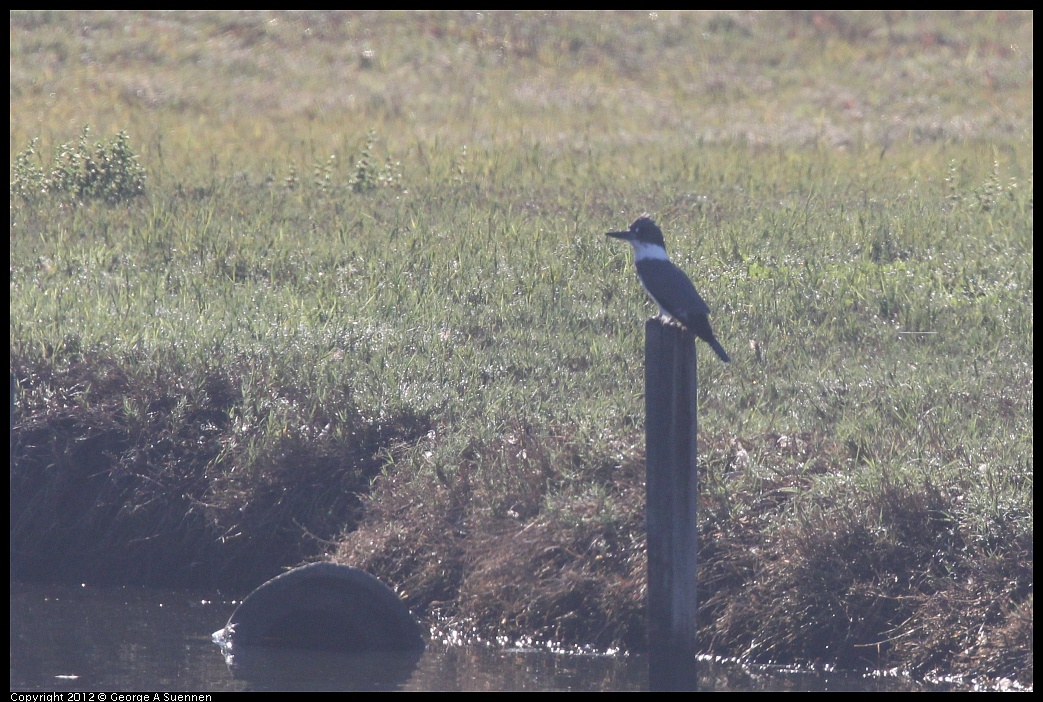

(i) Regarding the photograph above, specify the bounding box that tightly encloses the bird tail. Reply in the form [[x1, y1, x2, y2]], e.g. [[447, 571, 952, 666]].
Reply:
[[709, 338, 731, 364]]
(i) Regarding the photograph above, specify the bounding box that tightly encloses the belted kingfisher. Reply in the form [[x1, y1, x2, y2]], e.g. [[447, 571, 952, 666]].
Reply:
[[607, 216, 731, 363]]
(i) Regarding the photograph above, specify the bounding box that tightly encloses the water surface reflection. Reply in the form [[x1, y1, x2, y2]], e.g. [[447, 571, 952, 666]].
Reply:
[[11, 581, 966, 691]]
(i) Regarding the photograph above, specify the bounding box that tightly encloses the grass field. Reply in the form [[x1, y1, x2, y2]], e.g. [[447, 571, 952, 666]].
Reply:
[[10, 11, 1032, 685]]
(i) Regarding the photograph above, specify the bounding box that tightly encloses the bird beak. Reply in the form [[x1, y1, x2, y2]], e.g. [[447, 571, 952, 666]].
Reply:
[[605, 230, 633, 240]]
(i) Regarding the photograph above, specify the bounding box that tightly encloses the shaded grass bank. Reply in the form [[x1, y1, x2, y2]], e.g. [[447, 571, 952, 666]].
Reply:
[[10, 353, 430, 589]]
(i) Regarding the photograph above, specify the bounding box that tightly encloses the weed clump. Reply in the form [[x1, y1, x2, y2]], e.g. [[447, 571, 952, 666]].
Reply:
[[282, 130, 403, 195], [350, 130, 402, 193], [11, 126, 146, 204]]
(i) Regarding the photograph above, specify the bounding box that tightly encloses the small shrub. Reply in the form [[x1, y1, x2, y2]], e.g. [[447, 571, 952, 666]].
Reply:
[[10, 138, 46, 201], [11, 126, 146, 204], [350, 129, 402, 193]]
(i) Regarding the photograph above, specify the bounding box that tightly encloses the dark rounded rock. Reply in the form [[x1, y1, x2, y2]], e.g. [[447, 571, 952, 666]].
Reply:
[[216, 562, 424, 652]]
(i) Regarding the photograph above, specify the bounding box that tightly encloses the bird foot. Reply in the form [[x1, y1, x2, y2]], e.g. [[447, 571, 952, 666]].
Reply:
[[651, 314, 688, 331]]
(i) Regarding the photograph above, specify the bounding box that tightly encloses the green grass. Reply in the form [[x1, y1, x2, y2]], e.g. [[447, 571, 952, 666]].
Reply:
[[10, 11, 1032, 685]]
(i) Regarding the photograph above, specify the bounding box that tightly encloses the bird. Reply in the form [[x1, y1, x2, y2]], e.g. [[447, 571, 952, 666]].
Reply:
[[606, 216, 731, 363]]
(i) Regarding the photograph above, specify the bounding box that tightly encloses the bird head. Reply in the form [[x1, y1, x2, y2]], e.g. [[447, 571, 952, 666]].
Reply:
[[605, 216, 667, 249]]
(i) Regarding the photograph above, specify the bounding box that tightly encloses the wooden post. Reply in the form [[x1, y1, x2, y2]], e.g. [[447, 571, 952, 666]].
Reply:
[[644, 319, 699, 691]]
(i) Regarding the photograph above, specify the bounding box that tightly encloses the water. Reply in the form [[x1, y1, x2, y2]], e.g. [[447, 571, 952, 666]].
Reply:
[[10, 581, 647, 692], [10, 581, 966, 692]]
